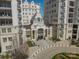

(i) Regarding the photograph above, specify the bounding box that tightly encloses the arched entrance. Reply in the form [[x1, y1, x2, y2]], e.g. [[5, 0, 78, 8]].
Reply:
[[37, 28, 44, 40]]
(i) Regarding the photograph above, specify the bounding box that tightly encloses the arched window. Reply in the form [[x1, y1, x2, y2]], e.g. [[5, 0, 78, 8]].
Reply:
[[37, 17, 40, 22], [33, 30, 35, 39]]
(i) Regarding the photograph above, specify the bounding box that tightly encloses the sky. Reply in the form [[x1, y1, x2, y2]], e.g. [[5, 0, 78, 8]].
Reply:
[[40, 0, 44, 16], [24, 0, 44, 16]]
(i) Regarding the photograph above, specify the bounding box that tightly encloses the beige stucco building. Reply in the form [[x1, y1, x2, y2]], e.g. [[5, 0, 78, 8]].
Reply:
[[44, 0, 79, 41], [0, 0, 22, 53], [21, 0, 40, 26]]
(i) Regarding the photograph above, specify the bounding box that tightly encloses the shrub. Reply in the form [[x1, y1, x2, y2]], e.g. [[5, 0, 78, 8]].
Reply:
[[49, 37, 61, 42], [26, 41, 35, 47]]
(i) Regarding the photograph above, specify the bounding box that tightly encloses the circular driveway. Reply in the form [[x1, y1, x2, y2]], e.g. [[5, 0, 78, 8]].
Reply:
[[29, 46, 79, 59]]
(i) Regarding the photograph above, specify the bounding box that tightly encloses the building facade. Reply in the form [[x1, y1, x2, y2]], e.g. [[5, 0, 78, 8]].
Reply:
[[21, 0, 40, 26], [21, 0, 49, 42], [31, 13, 48, 41], [21, 0, 48, 42], [44, 0, 79, 40], [0, 0, 22, 53]]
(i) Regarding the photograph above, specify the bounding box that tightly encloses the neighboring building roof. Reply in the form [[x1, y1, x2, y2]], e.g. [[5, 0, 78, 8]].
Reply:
[[23, 0, 39, 5]]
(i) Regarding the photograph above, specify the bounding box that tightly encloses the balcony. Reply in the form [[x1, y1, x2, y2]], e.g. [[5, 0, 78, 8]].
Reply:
[[0, 11, 12, 19], [0, 16, 12, 19], [0, 7, 11, 10], [0, 2, 11, 10], [0, 19, 12, 26], [0, 12, 12, 20], [17, 3, 21, 10]]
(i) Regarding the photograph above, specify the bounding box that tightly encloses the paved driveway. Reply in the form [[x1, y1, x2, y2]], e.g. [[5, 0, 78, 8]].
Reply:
[[29, 46, 79, 59], [28, 40, 78, 59]]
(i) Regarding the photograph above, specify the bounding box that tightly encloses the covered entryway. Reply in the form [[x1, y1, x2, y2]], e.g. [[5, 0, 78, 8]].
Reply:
[[37, 28, 44, 40]]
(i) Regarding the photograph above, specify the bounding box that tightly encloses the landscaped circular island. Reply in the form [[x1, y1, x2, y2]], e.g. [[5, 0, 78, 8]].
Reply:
[[52, 53, 79, 59]]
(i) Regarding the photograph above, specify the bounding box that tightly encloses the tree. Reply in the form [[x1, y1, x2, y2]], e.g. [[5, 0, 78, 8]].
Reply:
[[1, 55, 5, 59], [12, 50, 28, 59], [12, 42, 29, 59], [5, 53, 10, 59], [0, 53, 10, 59]]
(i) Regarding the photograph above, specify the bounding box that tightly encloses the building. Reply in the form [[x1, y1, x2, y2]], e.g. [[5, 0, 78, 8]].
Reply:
[[0, 0, 22, 53], [22, 12, 49, 41], [21, 0, 49, 42], [21, 0, 44, 42], [31, 13, 48, 41], [21, 0, 40, 26], [72, 0, 79, 41], [44, 0, 79, 41]]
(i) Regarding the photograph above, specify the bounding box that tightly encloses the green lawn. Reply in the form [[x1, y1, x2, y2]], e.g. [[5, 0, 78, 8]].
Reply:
[[52, 53, 79, 59]]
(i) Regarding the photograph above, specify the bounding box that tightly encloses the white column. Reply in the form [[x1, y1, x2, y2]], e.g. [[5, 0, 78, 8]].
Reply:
[[11, 0, 19, 26]]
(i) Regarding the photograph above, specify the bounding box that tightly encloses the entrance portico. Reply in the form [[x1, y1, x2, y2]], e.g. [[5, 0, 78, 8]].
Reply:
[[31, 13, 48, 41], [37, 28, 44, 40]]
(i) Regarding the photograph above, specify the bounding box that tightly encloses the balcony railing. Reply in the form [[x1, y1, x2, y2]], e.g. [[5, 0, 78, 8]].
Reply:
[[0, 13, 12, 19], [0, 16, 12, 19], [0, 3, 11, 9], [0, 7, 11, 10]]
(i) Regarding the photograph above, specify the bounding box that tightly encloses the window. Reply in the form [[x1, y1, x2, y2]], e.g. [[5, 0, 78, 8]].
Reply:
[[3, 37, 7, 42], [69, 8, 74, 12], [69, 13, 73, 17], [78, 14, 79, 17], [6, 45, 12, 50], [78, 8, 79, 11], [68, 19, 73, 23], [23, 8, 25, 11], [7, 28, 11, 32], [70, 1, 74, 6], [2, 28, 6, 33], [27, 16, 28, 18], [25, 5, 27, 7], [26, 9, 27, 11], [54, 4, 56, 7], [0, 19, 12, 25], [73, 24, 78, 28], [72, 35, 76, 39], [68, 24, 72, 27], [26, 31, 31, 38], [38, 18, 40, 22], [23, 13, 24, 15], [45, 29, 47, 37], [52, 10, 53, 14], [54, 10, 56, 12], [22, 5, 24, 7], [0, 1, 11, 8], [73, 30, 77, 34], [68, 30, 72, 33], [33, 30, 35, 39], [32, 6, 34, 7], [8, 37, 12, 41]]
